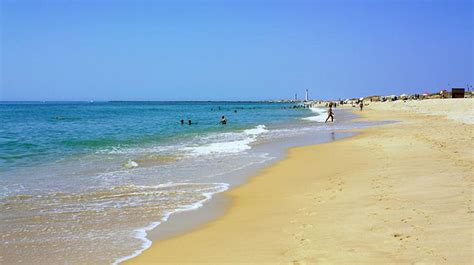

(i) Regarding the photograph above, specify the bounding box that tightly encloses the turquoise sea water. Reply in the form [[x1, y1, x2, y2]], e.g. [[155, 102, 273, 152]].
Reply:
[[0, 101, 306, 172]]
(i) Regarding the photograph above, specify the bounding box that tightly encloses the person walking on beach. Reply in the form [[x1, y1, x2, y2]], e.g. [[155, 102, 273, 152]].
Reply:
[[220, 116, 227, 125], [325, 103, 334, 123], [359, 101, 364, 111]]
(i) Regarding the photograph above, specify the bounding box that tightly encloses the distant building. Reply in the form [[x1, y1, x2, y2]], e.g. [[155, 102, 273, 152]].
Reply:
[[451, 88, 465, 98], [305, 89, 309, 101]]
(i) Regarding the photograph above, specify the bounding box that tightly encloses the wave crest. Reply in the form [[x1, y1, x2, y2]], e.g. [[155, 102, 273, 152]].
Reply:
[[302, 108, 329, 123], [183, 125, 268, 156]]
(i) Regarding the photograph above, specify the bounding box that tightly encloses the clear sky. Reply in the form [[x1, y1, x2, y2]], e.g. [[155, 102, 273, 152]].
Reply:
[[1, 0, 472, 101]]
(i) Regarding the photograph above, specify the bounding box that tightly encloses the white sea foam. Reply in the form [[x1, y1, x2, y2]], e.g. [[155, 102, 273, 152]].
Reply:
[[96, 145, 175, 155], [183, 125, 268, 156], [302, 115, 328, 122], [184, 139, 253, 155], [112, 182, 229, 265], [97, 126, 269, 158], [123, 160, 138, 169], [302, 107, 330, 123], [243, 124, 268, 135]]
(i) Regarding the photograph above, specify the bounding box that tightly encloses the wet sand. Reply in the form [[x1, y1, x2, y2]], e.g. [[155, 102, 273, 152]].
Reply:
[[126, 99, 473, 264]]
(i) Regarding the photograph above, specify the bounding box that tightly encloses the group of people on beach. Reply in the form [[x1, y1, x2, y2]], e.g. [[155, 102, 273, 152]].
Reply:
[[325, 101, 363, 123]]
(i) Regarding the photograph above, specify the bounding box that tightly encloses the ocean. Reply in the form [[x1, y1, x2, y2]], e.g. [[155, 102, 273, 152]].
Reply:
[[0, 101, 371, 264]]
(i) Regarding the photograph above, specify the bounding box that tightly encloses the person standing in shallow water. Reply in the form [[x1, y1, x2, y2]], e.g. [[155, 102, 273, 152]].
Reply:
[[325, 103, 334, 123], [220, 116, 227, 125], [359, 101, 364, 111]]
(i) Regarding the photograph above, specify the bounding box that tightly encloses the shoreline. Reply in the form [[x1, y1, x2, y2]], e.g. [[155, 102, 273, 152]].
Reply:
[[2, 102, 370, 265], [125, 99, 473, 264], [116, 109, 361, 264], [112, 182, 231, 265]]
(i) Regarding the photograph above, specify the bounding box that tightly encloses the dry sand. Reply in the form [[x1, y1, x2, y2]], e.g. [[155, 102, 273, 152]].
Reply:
[[367, 98, 474, 125], [126, 99, 473, 264]]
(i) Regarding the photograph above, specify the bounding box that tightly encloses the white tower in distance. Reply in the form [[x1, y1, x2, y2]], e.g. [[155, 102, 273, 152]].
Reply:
[[305, 89, 309, 101]]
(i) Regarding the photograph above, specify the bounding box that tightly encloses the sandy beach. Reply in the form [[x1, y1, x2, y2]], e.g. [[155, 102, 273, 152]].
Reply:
[[126, 99, 473, 264], [3, 1, 472, 264]]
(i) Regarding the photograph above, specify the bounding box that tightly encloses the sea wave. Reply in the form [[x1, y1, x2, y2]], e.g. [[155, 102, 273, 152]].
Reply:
[[97, 125, 269, 158], [182, 125, 268, 156], [302, 107, 329, 123], [243, 124, 268, 135]]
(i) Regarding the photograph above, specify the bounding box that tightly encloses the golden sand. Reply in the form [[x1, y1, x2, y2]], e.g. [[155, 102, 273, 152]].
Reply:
[[126, 99, 473, 264]]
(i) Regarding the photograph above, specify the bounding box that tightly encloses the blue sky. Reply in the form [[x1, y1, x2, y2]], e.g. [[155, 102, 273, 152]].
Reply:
[[1, 0, 472, 101]]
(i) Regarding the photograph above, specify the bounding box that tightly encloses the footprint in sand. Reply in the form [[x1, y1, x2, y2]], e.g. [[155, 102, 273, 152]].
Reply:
[[400, 217, 412, 224], [299, 223, 314, 229]]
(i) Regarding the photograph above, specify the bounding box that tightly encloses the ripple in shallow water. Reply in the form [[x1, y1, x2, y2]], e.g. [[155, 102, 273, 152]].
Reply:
[[0, 183, 228, 265]]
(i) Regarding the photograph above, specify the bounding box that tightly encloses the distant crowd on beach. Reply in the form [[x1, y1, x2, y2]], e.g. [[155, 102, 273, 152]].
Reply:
[[323, 100, 364, 123], [313, 87, 472, 123], [313, 87, 472, 108], [178, 87, 472, 127]]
